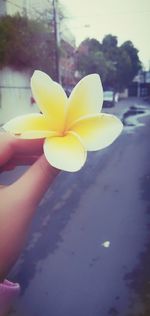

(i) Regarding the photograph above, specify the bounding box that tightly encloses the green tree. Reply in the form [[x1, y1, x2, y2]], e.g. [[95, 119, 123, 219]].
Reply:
[[0, 14, 55, 76], [120, 41, 141, 78], [76, 35, 142, 91], [102, 34, 118, 61], [101, 34, 118, 88], [77, 38, 115, 83]]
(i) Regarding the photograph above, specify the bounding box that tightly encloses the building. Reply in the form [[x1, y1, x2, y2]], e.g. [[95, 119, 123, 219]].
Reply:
[[129, 71, 150, 98], [0, 67, 38, 125]]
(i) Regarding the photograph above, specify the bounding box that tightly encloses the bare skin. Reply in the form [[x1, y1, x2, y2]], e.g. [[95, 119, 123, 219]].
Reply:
[[0, 132, 60, 282]]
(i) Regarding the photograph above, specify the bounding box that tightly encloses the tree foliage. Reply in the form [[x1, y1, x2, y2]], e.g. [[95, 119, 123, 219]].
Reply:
[[77, 34, 142, 91], [0, 14, 55, 76]]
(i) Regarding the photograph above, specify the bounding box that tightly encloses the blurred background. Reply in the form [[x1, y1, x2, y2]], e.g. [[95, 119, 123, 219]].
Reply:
[[0, 1, 150, 315], [0, 0, 150, 123]]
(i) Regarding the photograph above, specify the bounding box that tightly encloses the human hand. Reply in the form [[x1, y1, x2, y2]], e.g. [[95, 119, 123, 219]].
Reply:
[[0, 131, 44, 172], [0, 132, 59, 281]]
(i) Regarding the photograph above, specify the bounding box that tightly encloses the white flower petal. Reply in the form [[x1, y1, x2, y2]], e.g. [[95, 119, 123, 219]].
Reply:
[[65, 74, 103, 128], [3, 113, 49, 134], [43, 133, 87, 172], [71, 114, 123, 151], [31, 70, 68, 131]]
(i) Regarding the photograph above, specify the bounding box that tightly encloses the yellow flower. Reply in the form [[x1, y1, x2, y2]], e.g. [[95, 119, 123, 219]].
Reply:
[[3, 70, 123, 172]]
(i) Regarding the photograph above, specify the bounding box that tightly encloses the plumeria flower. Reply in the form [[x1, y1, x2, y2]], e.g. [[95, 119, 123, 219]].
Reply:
[[3, 71, 123, 172]]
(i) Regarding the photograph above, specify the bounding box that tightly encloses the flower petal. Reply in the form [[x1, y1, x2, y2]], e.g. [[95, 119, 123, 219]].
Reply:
[[31, 70, 68, 131], [71, 114, 123, 151], [3, 114, 49, 134], [65, 74, 103, 129], [20, 130, 57, 139], [43, 133, 87, 172]]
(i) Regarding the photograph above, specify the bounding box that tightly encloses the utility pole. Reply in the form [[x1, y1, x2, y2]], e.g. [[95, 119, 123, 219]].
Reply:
[[23, 0, 27, 16], [52, 0, 60, 83]]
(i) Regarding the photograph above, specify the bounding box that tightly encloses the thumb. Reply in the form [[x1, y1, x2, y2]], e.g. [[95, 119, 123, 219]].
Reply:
[[9, 154, 60, 208], [0, 133, 15, 166]]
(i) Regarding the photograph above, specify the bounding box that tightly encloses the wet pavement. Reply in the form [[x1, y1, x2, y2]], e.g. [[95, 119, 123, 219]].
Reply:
[[1, 97, 150, 316]]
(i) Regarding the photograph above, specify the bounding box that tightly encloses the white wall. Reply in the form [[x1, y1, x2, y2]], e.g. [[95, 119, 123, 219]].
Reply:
[[0, 67, 39, 125]]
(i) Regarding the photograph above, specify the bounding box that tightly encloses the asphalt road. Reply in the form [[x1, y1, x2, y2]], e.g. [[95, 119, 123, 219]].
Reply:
[[1, 97, 150, 316]]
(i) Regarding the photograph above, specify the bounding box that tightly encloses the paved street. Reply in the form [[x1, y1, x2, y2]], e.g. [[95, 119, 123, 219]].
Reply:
[[1, 97, 150, 316]]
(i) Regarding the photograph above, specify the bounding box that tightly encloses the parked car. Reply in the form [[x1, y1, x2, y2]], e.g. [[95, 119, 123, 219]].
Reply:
[[103, 91, 119, 107]]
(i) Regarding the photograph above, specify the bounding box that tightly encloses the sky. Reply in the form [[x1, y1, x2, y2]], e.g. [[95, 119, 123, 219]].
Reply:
[[61, 0, 150, 70]]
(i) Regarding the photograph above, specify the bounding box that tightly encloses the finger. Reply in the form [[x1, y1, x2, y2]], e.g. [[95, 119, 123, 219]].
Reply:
[[0, 132, 44, 167], [0, 154, 40, 172], [0, 132, 16, 166], [13, 137, 44, 155], [8, 154, 60, 209]]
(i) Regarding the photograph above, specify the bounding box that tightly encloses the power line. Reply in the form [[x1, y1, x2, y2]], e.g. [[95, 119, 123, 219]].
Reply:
[[52, 0, 60, 83], [5, 0, 47, 17], [62, 10, 150, 20], [5, 0, 25, 10]]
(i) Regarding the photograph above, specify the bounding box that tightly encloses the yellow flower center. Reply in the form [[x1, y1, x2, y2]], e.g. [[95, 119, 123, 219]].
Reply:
[[58, 129, 68, 137]]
